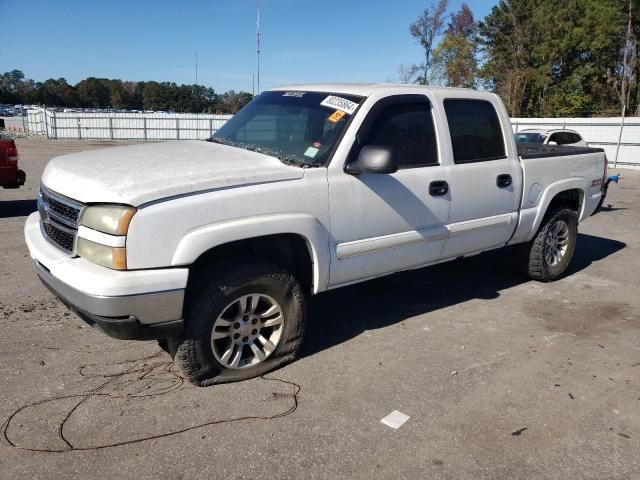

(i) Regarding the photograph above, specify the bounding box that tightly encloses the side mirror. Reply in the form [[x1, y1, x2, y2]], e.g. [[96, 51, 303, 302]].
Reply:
[[346, 145, 398, 175]]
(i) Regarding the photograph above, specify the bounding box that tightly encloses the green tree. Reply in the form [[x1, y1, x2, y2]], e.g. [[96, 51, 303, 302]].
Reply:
[[432, 3, 478, 87], [479, 0, 631, 117], [75, 77, 111, 108]]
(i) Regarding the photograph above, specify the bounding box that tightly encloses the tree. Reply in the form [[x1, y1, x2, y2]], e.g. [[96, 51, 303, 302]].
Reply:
[[479, 0, 631, 117], [613, 0, 639, 114], [432, 4, 478, 88], [75, 78, 111, 108], [397, 64, 419, 84], [0, 69, 252, 114], [409, 0, 449, 84]]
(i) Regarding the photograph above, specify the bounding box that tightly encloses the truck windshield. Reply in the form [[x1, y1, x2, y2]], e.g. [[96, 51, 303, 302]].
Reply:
[[209, 91, 363, 166], [514, 132, 546, 144]]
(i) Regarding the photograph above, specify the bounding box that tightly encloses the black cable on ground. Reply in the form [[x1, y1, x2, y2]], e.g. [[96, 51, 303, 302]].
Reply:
[[2, 352, 300, 453]]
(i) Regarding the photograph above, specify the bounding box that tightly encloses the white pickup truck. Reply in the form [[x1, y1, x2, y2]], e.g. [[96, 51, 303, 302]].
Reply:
[[25, 84, 608, 386]]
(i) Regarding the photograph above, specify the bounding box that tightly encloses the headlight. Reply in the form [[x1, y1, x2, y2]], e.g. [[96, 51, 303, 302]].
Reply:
[[77, 237, 127, 270], [78, 204, 136, 269], [81, 205, 136, 235]]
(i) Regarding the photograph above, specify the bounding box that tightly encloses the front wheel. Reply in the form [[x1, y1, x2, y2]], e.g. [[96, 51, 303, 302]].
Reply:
[[169, 257, 306, 386], [513, 207, 578, 282]]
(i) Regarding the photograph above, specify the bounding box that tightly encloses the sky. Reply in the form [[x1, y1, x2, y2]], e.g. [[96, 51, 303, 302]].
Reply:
[[0, 0, 496, 93]]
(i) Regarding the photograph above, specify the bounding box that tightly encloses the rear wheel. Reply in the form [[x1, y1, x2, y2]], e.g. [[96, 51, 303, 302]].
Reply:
[[513, 207, 578, 282], [169, 257, 306, 386]]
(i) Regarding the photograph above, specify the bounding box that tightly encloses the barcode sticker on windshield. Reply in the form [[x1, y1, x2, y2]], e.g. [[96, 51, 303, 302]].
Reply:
[[320, 95, 358, 115], [304, 146, 319, 158]]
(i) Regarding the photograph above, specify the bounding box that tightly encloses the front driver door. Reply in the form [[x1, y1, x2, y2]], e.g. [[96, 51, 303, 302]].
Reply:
[[327, 94, 451, 287]]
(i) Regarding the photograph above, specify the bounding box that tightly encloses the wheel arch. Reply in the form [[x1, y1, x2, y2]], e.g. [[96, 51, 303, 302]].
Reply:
[[526, 179, 584, 242], [172, 214, 329, 294]]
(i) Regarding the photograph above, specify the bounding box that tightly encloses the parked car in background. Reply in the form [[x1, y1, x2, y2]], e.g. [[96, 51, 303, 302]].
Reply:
[[0, 135, 26, 188], [515, 128, 587, 147]]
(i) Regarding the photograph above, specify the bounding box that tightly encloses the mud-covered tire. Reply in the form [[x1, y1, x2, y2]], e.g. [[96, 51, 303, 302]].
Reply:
[[513, 207, 578, 282], [168, 257, 306, 387]]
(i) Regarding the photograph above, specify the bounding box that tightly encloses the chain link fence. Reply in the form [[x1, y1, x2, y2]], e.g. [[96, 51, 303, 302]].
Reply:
[[26, 108, 232, 140]]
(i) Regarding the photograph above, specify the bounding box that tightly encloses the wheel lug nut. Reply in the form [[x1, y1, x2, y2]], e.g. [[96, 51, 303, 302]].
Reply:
[[252, 319, 258, 324], [233, 333, 240, 339], [252, 329, 257, 335], [234, 323, 240, 329], [243, 336, 249, 342], [243, 316, 249, 321]]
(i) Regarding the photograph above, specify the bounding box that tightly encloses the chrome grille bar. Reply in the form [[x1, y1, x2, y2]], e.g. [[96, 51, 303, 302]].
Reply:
[[38, 185, 85, 255]]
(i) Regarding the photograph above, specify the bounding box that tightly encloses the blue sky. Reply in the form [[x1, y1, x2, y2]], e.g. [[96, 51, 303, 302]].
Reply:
[[0, 0, 496, 93]]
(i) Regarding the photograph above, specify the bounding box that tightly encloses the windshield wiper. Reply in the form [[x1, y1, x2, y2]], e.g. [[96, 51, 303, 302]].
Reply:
[[208, 137, 311, 167]]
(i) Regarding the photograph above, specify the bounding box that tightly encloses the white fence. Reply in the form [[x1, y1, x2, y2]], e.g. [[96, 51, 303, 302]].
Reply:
[[512, 117, 640, 168], [26, 108, 232, 140], [25, 109, 640, 167]]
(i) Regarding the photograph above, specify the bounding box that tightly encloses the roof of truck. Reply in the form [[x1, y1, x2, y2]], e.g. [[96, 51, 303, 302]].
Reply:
[[268, 83, 478, 97]]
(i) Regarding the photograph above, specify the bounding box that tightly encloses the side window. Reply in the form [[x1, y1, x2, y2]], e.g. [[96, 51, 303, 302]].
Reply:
[[363, 102, 438, 168], [444, 99, 506, 163], [548, 133, 561, 144], [570, 132, 582, 143]]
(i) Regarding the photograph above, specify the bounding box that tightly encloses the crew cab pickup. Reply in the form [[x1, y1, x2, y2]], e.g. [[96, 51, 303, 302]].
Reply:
[[0, 135, 26, 188], [25, 84, 607, 386]]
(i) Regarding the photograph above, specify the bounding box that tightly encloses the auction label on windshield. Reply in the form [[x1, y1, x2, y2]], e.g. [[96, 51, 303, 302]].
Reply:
[[320, 95, 358, 115]]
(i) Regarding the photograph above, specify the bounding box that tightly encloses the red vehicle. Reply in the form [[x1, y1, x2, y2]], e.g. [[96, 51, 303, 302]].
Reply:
[[0, 135, 26, 188]]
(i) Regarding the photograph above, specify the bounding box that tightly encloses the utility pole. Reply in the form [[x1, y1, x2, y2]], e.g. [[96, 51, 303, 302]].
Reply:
[[256, 0, 261, 94]]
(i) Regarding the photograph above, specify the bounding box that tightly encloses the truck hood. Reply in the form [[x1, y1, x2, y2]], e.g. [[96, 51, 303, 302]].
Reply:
[[41, 140, 305, 206]]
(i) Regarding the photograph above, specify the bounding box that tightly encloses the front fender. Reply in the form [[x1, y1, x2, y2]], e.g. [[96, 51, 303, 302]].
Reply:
[[171, 213, 330, 293]]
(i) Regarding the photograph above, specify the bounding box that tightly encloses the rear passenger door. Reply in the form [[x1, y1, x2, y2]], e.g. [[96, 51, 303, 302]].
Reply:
[[441, 98, 519, 258]]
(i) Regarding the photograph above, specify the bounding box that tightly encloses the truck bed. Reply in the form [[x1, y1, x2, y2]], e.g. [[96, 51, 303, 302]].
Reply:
[[517, 143, 604, 159]]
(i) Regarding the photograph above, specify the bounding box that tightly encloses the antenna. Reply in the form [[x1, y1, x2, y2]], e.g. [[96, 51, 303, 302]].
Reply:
[[195, 51, 198, 86], [256, 0, 261, 94]]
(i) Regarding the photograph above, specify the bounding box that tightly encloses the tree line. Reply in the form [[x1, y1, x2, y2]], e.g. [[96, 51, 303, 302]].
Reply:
[[0, 71, 253, 114], [404, 0, 639, 117]]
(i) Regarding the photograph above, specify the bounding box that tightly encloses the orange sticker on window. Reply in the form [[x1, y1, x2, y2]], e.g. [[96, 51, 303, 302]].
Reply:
[[328, 110, 346, 123]]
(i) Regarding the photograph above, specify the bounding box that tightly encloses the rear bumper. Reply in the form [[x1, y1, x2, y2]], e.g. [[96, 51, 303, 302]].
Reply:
[[0, 167, 25, 188], [35, 260, 184, 340]]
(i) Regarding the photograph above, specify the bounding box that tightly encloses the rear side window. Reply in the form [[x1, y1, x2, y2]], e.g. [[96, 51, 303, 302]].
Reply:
[[444, 99, 506, 163], [364, 102, 438, 168]]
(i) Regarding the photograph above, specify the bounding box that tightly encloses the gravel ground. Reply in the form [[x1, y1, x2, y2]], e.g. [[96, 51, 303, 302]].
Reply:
[[0, 138, 638, 479]]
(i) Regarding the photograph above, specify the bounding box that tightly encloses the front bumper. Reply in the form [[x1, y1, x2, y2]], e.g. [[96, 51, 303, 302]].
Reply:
[[35, 260, 184, 340], [25, 212, 188, 340]]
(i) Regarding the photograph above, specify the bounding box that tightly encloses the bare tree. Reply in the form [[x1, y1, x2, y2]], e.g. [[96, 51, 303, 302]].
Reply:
[[615, 0, 638, 114], [397, 64, 419, 84], [409, 0, 449, 85]]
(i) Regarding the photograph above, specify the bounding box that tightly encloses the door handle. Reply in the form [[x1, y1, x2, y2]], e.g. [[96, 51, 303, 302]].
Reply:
[[497, 174, 512, 188], [429, 180, 449, 196]]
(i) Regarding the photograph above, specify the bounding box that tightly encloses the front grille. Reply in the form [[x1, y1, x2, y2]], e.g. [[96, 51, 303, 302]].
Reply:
[[40, 191, 80, 225], [42, 221, 75, 253], [38, 185, 84, 254]]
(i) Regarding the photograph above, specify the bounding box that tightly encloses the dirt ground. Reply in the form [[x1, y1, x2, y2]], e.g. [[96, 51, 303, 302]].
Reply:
[[0, 137, 638, 480]]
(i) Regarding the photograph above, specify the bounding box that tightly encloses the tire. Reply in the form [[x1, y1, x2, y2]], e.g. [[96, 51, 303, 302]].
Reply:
[[513, 207, 578, 282], [169, 256, 306, 387]]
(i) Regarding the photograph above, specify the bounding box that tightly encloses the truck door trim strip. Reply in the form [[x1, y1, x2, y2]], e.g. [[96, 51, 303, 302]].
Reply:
[[335, 213, 513, 260], [336, 226, 448, 259]]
